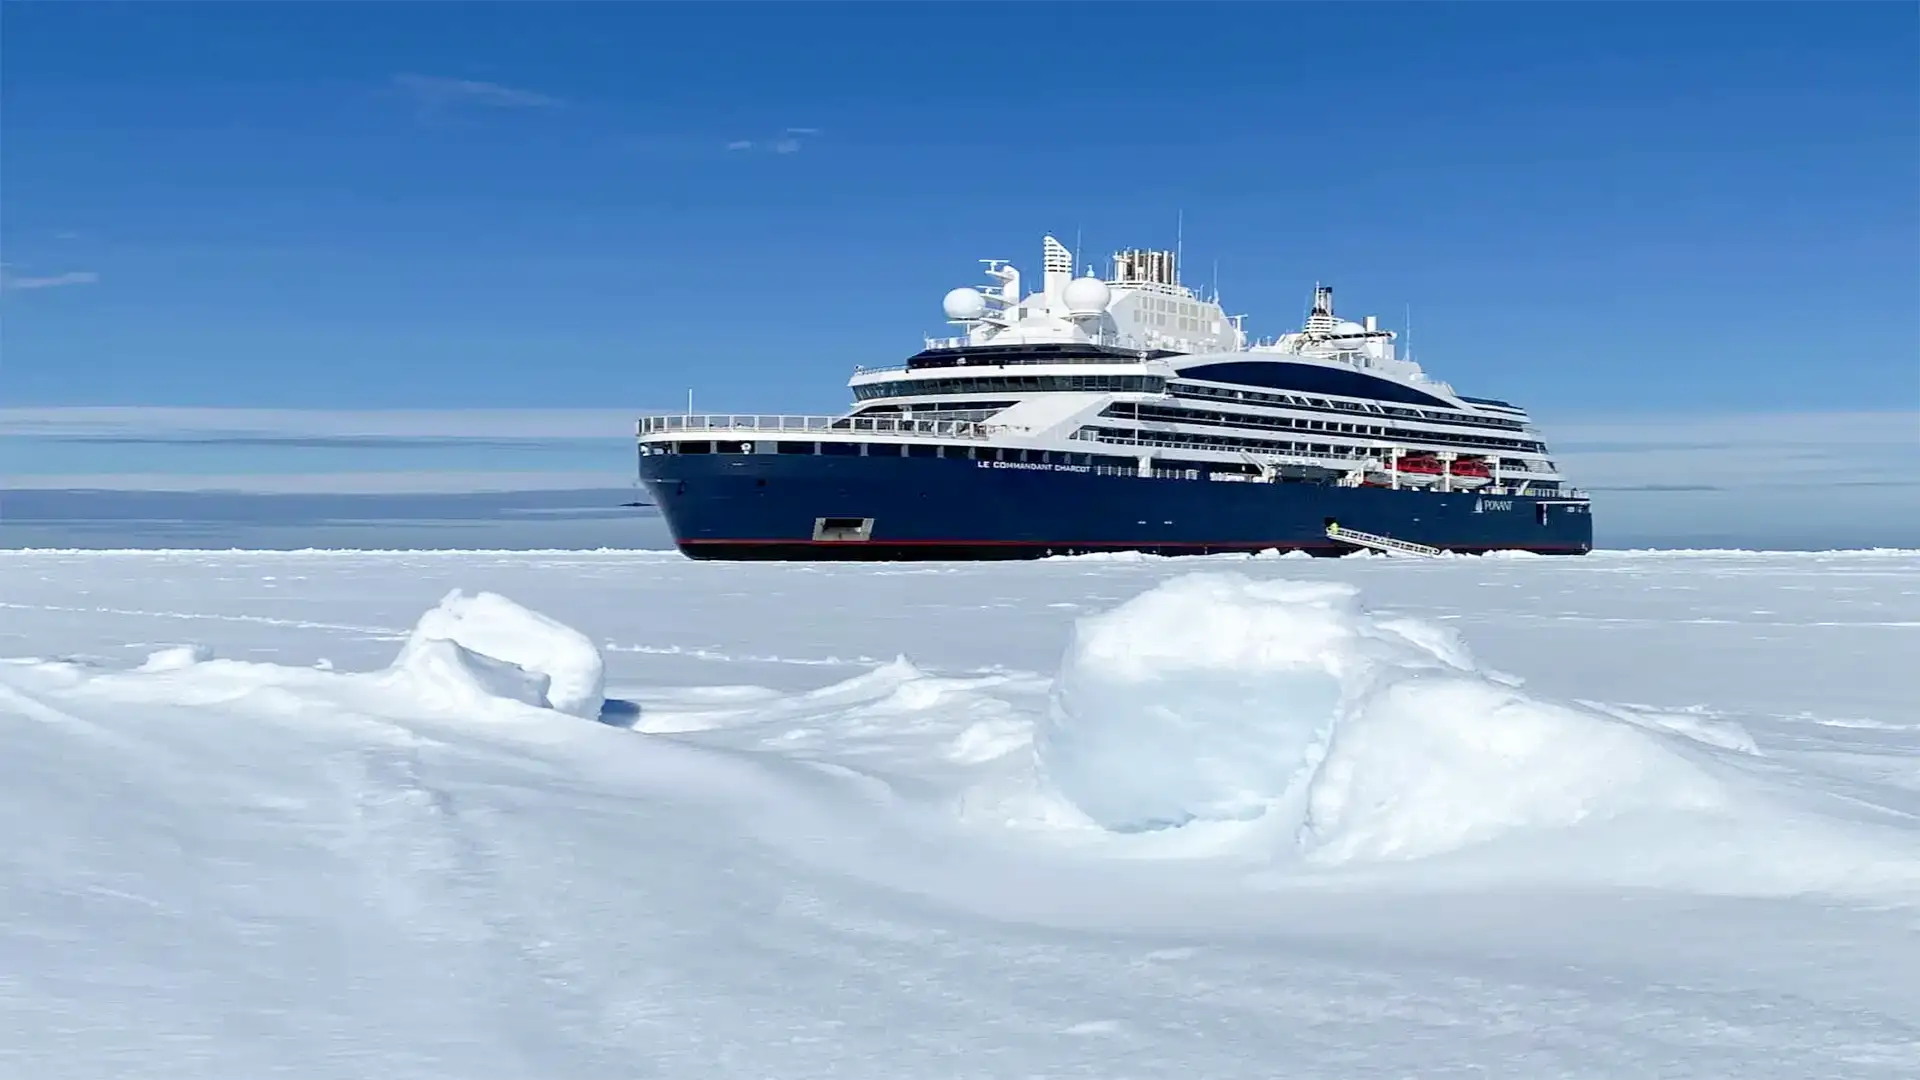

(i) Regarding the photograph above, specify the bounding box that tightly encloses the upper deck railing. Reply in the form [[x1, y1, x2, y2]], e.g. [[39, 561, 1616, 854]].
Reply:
[[636, 413, 1014, 440]]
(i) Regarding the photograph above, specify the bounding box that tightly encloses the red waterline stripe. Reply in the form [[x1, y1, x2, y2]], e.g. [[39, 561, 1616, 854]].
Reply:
[[679, 538, 1592, 552]]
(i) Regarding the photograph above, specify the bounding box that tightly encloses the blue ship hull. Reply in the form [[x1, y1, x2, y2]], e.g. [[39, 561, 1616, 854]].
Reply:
[[639, 452, 1593, 559]]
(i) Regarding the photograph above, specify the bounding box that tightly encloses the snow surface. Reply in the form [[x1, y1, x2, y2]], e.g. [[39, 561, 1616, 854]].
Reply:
[[2, 548, 1918, 1078]]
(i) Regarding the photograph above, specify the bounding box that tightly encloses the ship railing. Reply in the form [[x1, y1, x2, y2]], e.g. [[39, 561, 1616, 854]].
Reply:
[[916, 330, 1134, 353], [853, 353, 1158, 376], [636, 413, 1016, 440]]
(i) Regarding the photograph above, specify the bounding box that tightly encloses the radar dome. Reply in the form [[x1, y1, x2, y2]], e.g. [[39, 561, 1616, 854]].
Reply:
[[1063, 276, 1111, 317], [943, 287, 987, 321], [1334, 320, 1370, 337]]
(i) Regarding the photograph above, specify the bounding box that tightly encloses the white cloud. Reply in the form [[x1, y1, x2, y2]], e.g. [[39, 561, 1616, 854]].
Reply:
[[391, 74, 558, 116], [725, 126, 819, 155], [1, 270, 99, 291]]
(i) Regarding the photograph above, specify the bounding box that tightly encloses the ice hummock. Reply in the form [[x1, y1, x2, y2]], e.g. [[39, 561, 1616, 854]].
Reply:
[[388, 588, 606, 720], [1035, 572, 1738, 860]]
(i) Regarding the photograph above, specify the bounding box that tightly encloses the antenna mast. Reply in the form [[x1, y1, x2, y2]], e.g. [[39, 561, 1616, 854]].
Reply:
[[1175, 209, 1184, 286]]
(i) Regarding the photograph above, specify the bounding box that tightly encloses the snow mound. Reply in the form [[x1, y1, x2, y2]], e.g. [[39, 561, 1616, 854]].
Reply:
[[137, 644, 215, 671], [384, 634, 556, 714], [396, 589, 605, 719], [1035, 572, 1734, 860], [54, 591, 609, 724]]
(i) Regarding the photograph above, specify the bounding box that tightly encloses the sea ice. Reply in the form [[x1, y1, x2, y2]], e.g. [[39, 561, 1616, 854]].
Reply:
[[2, 549, 1917, 1079]]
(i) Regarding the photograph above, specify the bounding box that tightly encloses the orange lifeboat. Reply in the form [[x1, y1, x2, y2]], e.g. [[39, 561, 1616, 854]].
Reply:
[[1448, 457, 1494, 489]]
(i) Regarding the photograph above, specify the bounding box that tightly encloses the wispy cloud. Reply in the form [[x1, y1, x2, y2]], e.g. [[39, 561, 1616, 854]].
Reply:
[[1, 471, 626, 495], [391, 73, 558, 120], [2, 409, 654, 496], [0, 407, 648, 442], [0, 270, 99, 292], [1551, 409, 1920, 547], [726, 126, 823, 155], [1554, 410, 1918, 491]]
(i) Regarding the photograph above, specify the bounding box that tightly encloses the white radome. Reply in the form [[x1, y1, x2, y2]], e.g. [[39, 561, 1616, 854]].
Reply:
[[1063, 276, 1111, 316], [943, 287, 987, 321]]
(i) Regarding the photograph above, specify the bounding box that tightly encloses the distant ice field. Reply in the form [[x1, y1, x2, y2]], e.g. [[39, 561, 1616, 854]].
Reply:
[[1, 547, 1917, 1079]]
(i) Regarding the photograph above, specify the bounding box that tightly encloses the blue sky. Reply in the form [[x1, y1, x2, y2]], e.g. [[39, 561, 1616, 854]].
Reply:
[[2, 2, 1916, 547]]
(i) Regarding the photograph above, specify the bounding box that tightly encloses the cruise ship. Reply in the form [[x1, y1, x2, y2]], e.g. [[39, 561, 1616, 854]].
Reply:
[[635, 235, 1593, 559]]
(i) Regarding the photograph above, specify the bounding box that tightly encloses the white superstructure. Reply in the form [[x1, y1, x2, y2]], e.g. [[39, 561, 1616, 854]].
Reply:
[[640, 233, 1584, 500]]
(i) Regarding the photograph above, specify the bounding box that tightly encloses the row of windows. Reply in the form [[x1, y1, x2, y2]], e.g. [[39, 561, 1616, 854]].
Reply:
[[1129, 307, 1221, 335], [855, 408, 1005, 423], [1077, 426, 1353, 460], [1169, 382, 1527, 432], [1108, 402, 1547, 454], [853, 400, 1016, 417], [853, 374, 1165, 400]]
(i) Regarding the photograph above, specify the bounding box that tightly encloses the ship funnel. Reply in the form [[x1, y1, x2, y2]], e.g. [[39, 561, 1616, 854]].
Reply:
[[1111, 248, 1179, 286]]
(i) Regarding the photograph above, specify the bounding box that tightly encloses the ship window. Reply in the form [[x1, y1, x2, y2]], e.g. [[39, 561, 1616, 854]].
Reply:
[[976, 446, 1000, 461], [819, 441, 860, 456], [777, 440, 814, 454], [940, 445, 968, 459], [676, 440, 712, 454], [907, 443, 938, 458], [867, 443, 902, 457]]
